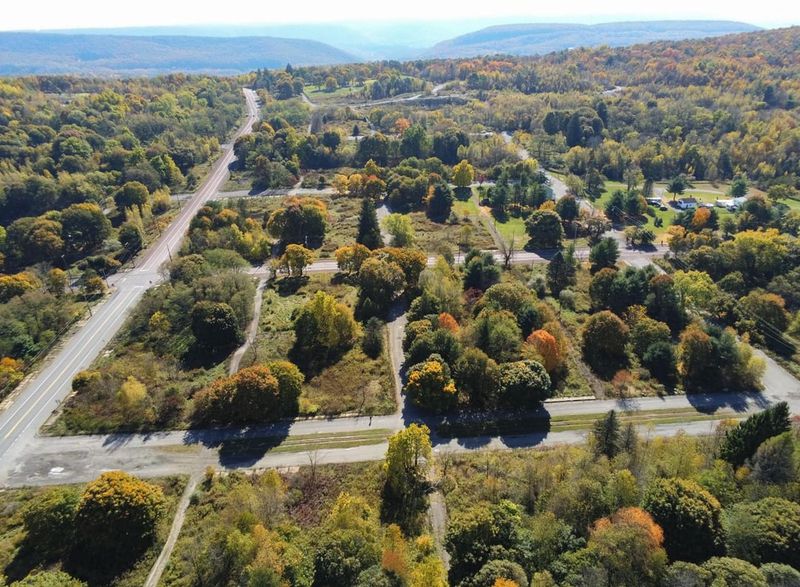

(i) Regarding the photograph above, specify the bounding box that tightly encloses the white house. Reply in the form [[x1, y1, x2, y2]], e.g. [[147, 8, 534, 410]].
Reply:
[[676, 197, 699, 210]]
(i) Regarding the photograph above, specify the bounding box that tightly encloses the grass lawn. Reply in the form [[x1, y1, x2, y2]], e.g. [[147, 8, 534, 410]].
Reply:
[[783, 196, 800, 212], [241, 273, 396, 416], [0, 476, 187, 587], [306, 84, 365, 104], [491, 213, 527, 247]]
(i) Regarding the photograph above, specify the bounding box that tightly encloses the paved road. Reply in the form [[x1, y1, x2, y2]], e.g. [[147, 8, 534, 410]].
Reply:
[[3, 409, 783, 487], [0, 88, 260, 471]]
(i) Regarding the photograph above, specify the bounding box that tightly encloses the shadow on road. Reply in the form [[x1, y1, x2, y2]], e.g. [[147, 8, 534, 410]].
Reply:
[[685, 391, 769, 414], [183, 423, 290, 468], [427, 407, 553, 450]]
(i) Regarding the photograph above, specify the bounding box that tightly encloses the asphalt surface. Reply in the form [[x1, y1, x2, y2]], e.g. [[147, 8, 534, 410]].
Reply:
[[0, 88, 261, 475]]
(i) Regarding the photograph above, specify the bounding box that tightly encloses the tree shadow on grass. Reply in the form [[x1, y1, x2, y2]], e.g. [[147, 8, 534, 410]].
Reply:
[[4, 544, 52, 585], [274, 275, 309, 296], [7, 539, 149, 587], [182, 341, 238, 370]]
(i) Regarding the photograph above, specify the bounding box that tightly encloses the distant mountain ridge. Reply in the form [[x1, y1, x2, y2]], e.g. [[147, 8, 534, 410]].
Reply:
[[0, 32, 357, 75], [426, 20, 762, 58], [0, 20, 764, 76]]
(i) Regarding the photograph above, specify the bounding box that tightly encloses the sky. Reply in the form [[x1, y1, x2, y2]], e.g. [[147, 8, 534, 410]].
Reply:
[[2, 0, 798, 31]]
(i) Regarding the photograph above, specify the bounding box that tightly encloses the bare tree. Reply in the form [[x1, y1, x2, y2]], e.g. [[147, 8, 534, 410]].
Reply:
[[306, 450, 321, 487], [499, 234, 516, 269]]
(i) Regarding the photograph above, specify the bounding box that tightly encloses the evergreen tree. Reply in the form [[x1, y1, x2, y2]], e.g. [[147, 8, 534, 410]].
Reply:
[[547, 246, 577, 296], [356, 198, 383, 250], [593, 410, 621, 459], [719, 402, 790, 467], [566, 112, 583, 147]]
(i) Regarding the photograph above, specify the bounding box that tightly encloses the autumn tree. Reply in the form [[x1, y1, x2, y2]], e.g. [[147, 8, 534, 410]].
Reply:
[[118, 222, 144, 256], [194, 362, 302, 423], [583, 507, 667, 586], [471, 560, 528, 587], [403, 354, 457, 412], [114, 181, 149, 213], [725, 498, 800, 568], [471, 309, 523, 363], [73, 471, 165, 573], [525, 210, 564, 249], [642, 478, 724, 562], [666, 175, 691, 201], [498, 360, 552, 405], [4, 217, 63, 266], [524, 330, 562, 375], [61, 202, 111, 257], [194, 365, 276, 423], [452, 159, 475, 198], [382, 213, 415, 247], [314, 493, 382, 587], [335, 243, 371, 274], [445, 500, 526, 585], [629, 315, 671, 359], [747, 433, 795, 486], [581, 311, 629, 377], [266, 197, 327, 247], [22, 487, 80, 558], [382, 424, 432, 534], [277, 243, 315, 276], [453, 348, 501, 408], [357, 257, 406, 318], [293, 291, 359, 365], [10, 572, 87, 586]]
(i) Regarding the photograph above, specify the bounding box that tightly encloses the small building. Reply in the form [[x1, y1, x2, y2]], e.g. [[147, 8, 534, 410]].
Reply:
[[676, 197, 698, 210], [715, 196, 748, 211]]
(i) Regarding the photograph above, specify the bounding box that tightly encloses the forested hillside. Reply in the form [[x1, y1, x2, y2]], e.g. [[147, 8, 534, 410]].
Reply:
[[427, 20, 759, 58], [0, 33, 357, 75]]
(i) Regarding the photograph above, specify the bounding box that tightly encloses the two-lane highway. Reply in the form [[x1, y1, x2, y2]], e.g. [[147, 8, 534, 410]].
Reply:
[[0, 88, 260, 469]]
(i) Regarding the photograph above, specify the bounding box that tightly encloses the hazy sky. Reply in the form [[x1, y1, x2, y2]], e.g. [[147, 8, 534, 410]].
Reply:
[[3, 0, 798, 30]]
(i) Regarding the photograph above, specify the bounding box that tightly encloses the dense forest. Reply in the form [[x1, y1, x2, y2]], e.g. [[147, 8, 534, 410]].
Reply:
[[0, 75, 243, 397]]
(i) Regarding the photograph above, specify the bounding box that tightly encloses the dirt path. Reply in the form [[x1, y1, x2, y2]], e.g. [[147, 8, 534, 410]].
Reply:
[[144, 473, 200, 587], [386, 306, 407, 413], [375, 202, 393, 246], [229, 278, 267, 375], [473, 193, 506, 250], [427, 465, 450, 571]]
